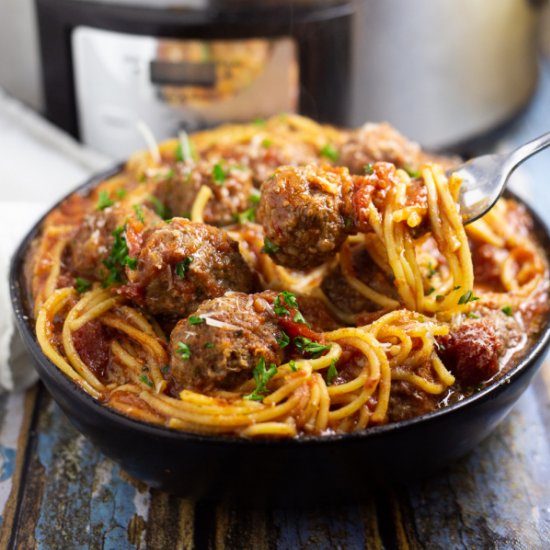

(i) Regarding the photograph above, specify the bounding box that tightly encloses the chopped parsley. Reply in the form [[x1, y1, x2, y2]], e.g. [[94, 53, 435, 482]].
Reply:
[[273, 296, 289, 316], [502, 305, 513, 317], [363, 163, 374, 175], [453, 285, 462, 291], [326, 359, 338, 385], [262, 236, 280, 255], [116, 188, 127, 199], [280, 290, 299, 309], [277, 331, 290, 348], [96, 190, 114, 211], [435, 295, 445, 302], [176, 342, 191, 360], [294, 336, 331, 358], [320, 143, 339, 162], [233, 207, 256, 224], [404, 166, 421, 179], [458, 290, 480, 305], [133, 204, 145, 223], [273, 291, 299, 317], [148, 195, 171, 220], [74, 277, 92, 294], [175, 256, 194, 278], [139, 374, 153, 387], [426, 263, 437, 279], [467, 312, 480, 319], [204, 342, 215, 349], [289, 360, 298, 372], [188, 315, 204, 325], [253, 117, 266, 126], [102, 226, 137, 287], [244, 357, 278, 401], [293, 310, 307, 324], [249, 189, 261, 204], [212, 163, 226, 185], [427, 287, 435, 295], [261, 138, 273, 148]]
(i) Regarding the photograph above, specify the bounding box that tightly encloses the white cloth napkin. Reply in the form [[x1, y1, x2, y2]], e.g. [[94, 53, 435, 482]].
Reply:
[[0, 89, 112, 392]]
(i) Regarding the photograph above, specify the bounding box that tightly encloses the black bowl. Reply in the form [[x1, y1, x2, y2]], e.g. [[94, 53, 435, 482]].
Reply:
[[9, 167, 550, 505]]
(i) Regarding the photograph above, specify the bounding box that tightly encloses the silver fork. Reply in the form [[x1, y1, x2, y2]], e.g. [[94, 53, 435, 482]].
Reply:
[[454, 131, 550, 223]]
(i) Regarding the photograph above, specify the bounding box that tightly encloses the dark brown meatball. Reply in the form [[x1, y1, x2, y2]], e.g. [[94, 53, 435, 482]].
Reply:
[[127, 218, 256, 316], [169, 291, 285, 392], [70, 204, 160, 279], [151, 159, 255, 226], [257, 165, 356, 269], [339, 122, 459, 175], [437, 318, 502, 386]]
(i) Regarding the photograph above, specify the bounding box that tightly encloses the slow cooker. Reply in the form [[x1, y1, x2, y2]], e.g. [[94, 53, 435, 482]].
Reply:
[[36, 0, 353, 158]]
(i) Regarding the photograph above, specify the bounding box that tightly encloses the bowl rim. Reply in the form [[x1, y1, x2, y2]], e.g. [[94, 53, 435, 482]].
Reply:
[[9, 164, 550, 447]]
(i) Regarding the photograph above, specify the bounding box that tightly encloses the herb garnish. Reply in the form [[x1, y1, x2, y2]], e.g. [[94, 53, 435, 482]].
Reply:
[[244, 357, 278, 401], [502, 306, 513, 317], [116, 188, 127, 199], [96, 190, 114, 211], [133, 204, 145, 223], [249, 189, 261, 204], [364, 163, 374, 175], [212, 163, 226, 185], [289, 360, 298, 372], [139, 374, 153, 387], [261, 138, 273, 148], [204, 342, 215, 349], [458, 290, 480, 305], [467, 312, 480, 319], [293, 311, 307, 324], [75, 277, 92, 294], [294, 337, 331, 358], [262, 237, 280, 255], [175, 256, 194, 278], [102, 226, 137, 287], [326, 359, 338, 385], [148, 195, 171, 219], [176, 342, 191, 360], [277, 332, 290, 348], [404, 166, 421, 179], [188, 316, 204, 325], [426, 263, 437, 279], [320, 144, 339, 162], [233, 208, 256, 224], [273, 291, 299, 317]]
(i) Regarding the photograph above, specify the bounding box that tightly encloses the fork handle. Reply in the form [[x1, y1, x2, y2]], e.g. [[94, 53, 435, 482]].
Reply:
[[507, 131, 550, 171]]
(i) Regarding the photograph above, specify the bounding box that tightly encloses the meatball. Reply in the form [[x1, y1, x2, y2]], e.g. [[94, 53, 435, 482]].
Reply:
[[126, 218, 256, 316], [257, 165, 356, 269], [70, 204, 160, 279], [151, 159, 255, 226], [169, 291, 285, 392], [437, 318, 503, 386], [257, 162, 428, 270], [339, 122, 459, 175]]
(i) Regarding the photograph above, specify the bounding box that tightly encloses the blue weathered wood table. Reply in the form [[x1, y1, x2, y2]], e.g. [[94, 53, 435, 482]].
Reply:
[[3, 60, 550, 550]]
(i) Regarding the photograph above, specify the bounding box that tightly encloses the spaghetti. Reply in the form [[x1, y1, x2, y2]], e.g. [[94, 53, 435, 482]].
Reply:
[[27, 115, 549, 438]]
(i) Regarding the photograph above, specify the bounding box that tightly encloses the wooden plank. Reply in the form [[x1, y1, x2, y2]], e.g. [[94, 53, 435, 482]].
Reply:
[[11, 388, 152, 550], [401, 367, 550, 550], [0, 385, 38, 549]]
